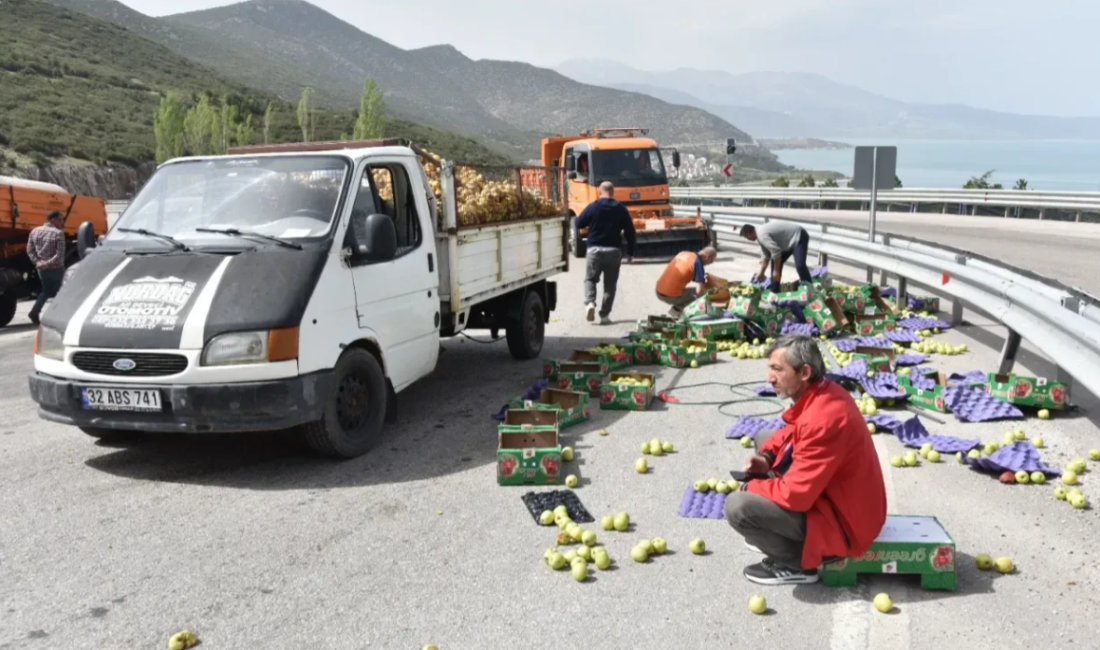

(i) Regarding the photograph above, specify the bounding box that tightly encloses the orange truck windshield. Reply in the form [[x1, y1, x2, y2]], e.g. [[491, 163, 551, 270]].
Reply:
[[591, 148, 668, 187]]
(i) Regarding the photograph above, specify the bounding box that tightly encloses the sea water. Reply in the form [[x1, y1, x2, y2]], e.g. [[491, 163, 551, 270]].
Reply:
[[771, 139, 1100, 192]]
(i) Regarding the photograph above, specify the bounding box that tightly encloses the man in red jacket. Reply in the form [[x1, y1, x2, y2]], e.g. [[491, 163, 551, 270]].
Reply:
[[724, 335, 888, 585]]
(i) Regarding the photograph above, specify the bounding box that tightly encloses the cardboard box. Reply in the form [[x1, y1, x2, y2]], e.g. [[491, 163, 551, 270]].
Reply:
[[986, 373, 1068, 410], [629, 324, 688, 342], [681, 293, 727, 320], [657, 338, 719, 368], [804, 296, 850, 335], [586, 343, 635, 370], [834, 284, 896, 316], [898, 370, 950, 413], [821, 515, 957, 591], [549, 361, 604, 396], [610, 340, 659, 365], [762, 279, 828, 304], [687, 317, 746, 341], [851, 346, 896, 373], [727, 284, 763, 318], [635, 314, 681, 331], [704, 273, 732, 307], [544, 351, 610, 377], [509, 388, 592, 429], [852, 313, 898, 336], [497, 410, 562, 485], [748, 306, 796, 336], [599, 371, 656, 411]]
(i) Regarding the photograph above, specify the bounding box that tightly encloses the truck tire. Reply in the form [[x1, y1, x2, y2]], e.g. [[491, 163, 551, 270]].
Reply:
[[506, 290, 545, 360], [0, 294, 16, 328], [303, 348, 387, 459], [570, 217, 587, 259]]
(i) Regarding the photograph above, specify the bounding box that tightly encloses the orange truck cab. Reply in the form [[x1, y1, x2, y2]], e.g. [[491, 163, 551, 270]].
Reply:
[[540, 127, 712, 259], [1, 175, 108, 327]]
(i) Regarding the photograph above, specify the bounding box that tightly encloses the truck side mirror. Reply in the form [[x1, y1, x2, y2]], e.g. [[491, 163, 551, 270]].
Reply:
[[350, 213, 397, 263], [567, 171, 578, 180], [76, 221, 98, 259], [672, 151, 681, 168]]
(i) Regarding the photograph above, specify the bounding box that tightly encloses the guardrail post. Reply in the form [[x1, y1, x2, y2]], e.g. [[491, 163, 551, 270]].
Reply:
[[1039, 209, 1046, 220], [1077, 210, 1084, 223], [950, 254, 967, 326], [878, 235, 890, 286], [998, 330, 1022, 375], [817, 224, 829, 266], [897, 277, 908, 308], [1057, 297, 1080, 395]]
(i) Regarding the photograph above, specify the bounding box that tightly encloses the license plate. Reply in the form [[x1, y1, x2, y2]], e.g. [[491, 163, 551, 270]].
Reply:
[[80, 386, 163, 412]]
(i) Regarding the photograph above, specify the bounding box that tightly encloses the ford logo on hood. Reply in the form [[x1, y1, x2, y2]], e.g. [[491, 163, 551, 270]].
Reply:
[[113, 358, 137, 371]]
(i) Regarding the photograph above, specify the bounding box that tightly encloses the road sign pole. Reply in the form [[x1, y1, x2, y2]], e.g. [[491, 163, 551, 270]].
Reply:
[[869, 148, 878, 242]]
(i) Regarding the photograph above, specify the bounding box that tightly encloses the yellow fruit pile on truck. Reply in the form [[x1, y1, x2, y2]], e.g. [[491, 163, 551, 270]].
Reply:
[[540, 127, 714, 259], [27, 139, 569, 458]]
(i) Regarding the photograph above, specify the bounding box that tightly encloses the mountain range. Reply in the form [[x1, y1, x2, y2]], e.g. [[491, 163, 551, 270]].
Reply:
[[41, 0, 784, 171], [555, 59, 1100, 140]]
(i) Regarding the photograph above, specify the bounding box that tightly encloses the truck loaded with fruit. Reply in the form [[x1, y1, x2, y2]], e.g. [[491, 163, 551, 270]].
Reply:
[[1, 176, 110, 328], [27, 138, 569, 458], [540, 127, 714, 259]]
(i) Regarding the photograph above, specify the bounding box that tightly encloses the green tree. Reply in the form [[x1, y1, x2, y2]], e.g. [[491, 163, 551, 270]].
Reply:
[[263, 102, 274, 144], [297, 87, 313, 143], [153, 91, 186, 163], [822, 178, 839, 187], [798, 174, 816, 187], [218, 102, 239, 154], [895, 174, 903, 188], [236, 114, 254, 148], [353, 77, 386, 140], [183, 95, 218, 156], [964, 170, 1003, 190], [1014, 178, 1028, 190], [772, 176, 790, 188]]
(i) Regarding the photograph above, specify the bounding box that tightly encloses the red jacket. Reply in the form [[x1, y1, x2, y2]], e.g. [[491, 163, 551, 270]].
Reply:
[[746, 378, 887, 569]]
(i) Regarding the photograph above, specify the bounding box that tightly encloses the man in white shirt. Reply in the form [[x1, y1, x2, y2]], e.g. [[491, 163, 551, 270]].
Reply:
[[739, 222, 812, 292]]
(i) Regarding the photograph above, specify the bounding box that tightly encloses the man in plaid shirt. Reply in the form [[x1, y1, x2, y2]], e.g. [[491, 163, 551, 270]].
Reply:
[[26, 211, 66, 325]]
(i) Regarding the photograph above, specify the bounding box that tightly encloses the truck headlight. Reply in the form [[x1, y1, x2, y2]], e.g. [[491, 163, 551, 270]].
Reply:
[[34, 326, 65, 361], [201, 327, 299, 366]]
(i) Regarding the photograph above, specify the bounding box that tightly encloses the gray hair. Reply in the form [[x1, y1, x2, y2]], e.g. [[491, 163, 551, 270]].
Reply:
[[599, 181, 615, 195], [699, 246, 717, 262], [765, 335, 826, 381]]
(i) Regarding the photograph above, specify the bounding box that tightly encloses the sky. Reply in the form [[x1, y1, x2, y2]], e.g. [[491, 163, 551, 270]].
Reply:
[[118, 0, 1097, 117]]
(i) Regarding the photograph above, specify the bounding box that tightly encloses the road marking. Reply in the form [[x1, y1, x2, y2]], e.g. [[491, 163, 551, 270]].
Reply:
[[829, 435, 911, 650]]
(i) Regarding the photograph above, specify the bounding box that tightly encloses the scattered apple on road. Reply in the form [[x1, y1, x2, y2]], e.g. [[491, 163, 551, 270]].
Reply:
[[994, 557, 1014, 574], [873, 593, 893, 613], [689, 538, 706, 554], [975, 553, 993, 570], [749, 595, 767, 614]]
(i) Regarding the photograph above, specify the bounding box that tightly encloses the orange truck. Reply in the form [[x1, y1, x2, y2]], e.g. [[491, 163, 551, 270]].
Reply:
[[1, 175, 108, 327], [539, 127, 713, 259]]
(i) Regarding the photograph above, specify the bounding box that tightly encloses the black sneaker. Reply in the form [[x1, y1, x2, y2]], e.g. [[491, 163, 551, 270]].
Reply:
[[744, 558, 819, 585]]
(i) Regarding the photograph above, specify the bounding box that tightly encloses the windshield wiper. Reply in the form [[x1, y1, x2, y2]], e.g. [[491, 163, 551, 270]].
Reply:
[[116, 228, 190, 251], [195, 227, 303, 250]]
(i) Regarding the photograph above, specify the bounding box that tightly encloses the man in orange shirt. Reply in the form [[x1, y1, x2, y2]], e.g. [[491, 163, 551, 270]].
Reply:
[[654, 246, 716, 317], [724, 335, 888, 585]]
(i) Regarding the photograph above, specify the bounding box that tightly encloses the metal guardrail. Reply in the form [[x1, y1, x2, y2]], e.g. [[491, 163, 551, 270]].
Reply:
[[671, 186, 1100, 219], [680, 207, 1100, 401]]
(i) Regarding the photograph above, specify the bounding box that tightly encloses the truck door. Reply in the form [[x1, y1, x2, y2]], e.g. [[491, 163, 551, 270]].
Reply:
[[348, 157, 440, 390]]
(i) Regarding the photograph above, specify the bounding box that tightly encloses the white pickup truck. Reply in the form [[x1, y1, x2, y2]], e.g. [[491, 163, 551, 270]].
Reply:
[[28, 140, 568, 458]]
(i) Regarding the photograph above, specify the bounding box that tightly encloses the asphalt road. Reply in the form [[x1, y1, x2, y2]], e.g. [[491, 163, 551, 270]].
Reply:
[[2, 253, 1098, 650], [706, 207, 1100, 295]]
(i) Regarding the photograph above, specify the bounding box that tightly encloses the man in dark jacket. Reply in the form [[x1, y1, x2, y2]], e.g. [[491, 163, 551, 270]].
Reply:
[[576, 181, 637, 325]]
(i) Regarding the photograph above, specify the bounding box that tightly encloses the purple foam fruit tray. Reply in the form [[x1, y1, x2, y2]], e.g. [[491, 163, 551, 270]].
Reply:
[[866, 414, 902, 432], [755, 384, 777, 397], [942, 386, 1024, 422], [895, 354, 929, 367], [493, 379, 550, 421], [679, 485, 729, 519], [893, 416, 981, 454], [948, 370, 988, 387], [834, 338, 893, 353], [727, 416, 787, 440], [963, 441, 1062, 477], [884, 329, 923, 344], [783, 321, 818, 337], [897, 316, 954, 331]]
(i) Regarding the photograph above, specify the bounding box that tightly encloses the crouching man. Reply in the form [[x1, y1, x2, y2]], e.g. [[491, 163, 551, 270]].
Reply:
[[724, 335, 887, 585]]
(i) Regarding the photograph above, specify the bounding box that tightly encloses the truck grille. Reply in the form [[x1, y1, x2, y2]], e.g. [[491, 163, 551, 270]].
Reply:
[[71, 351, 189, 377]]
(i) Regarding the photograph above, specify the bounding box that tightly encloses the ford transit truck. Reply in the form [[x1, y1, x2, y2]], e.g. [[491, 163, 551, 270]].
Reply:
[[27, 139, 568, 458]]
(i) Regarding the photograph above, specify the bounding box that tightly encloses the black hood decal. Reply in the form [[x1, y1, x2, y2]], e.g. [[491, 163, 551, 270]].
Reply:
[[48, 246, 329, 350]]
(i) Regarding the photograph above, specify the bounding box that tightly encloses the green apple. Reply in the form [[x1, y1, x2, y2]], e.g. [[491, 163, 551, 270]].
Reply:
[[920, 443, 934, 458], [582, 530, 598, 547], [1054, 487, 1068, 500], [1014, 430, 1027, 441], [974, 553, 993, 570], [707, 478, 719, 490], [890, 455, 903, 468], [983, 442, 999, 456], [873, 593, 893, 613], [748, 594, 767, 614], [1030, 471, 1046, 484], [994, 557, 1014, 574], [968, 449, 981, 459], [956, 452, 966, 464], [727, 479, 741, 491], [715, 482, 731, 494], [641, 442, 651, 455], [927, 450, 941, 463], [650, 444, 663, 457], [601, 515, 614, 531], [1089, 449, 1100, 461], [866, 403, 878, 416], [554, 505, 569, 518], [1015, 470, 1030, 484], [1062, 470, 1079, 485], [694, 480, 710, 493], [565, 474, 579, 488], [564, 550, 577, 563], [650, 438, 662, 451], [689, 538, 706, 554], [1070, 494, 1089, 509], [1003, 432, 1017, 445], [571, 557, 589, 582], [593, 548, 611, 570], [662, 441, 674, 453], [599, 429, 609, 436], [567, 524, 584, 542], [1038, 409, 1051, 420], [540, 510, 555, 525], [741, 436, 753, 448], [652, 537, 668, 554], [635, 458, 649, 474], [548, 551, 568, 570], [556, 514, 572, 530], [630, 545, 649, 563], [562, 446, 574, 461], [867, 423, 877, 434], [637, 539, 654, 555], [1033, 437, 1045, 449], [613, 512, 630, 531], [903, 452, 918, 467], [576, 545, 592, 561], [1069, 459, 1088, 474]]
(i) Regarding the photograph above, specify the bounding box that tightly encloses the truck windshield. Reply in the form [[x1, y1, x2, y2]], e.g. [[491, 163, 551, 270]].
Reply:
[[106, 155, 350, 248], [591, 148, 667, 187]]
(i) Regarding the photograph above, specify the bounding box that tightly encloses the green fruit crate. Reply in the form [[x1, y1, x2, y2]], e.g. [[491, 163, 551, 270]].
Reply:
[[497, 409, 563, 486], [548, 361, 605, 397], [822, 515, 957, 591], [657, 338, 718, 368], [508, 388, 591, 430], [985, 373, 1068, 410], [599, 372, 656, 411], [687, 317, 746, 342]]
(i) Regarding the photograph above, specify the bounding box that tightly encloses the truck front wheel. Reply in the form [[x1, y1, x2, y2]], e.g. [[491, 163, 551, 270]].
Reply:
[[303, 348, 387, 459], [0, 294, 16, 328], [506, 290, 545, 360]]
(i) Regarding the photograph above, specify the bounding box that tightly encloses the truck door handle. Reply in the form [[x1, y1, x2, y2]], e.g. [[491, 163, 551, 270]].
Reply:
[[428, 253, 434, 273]]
